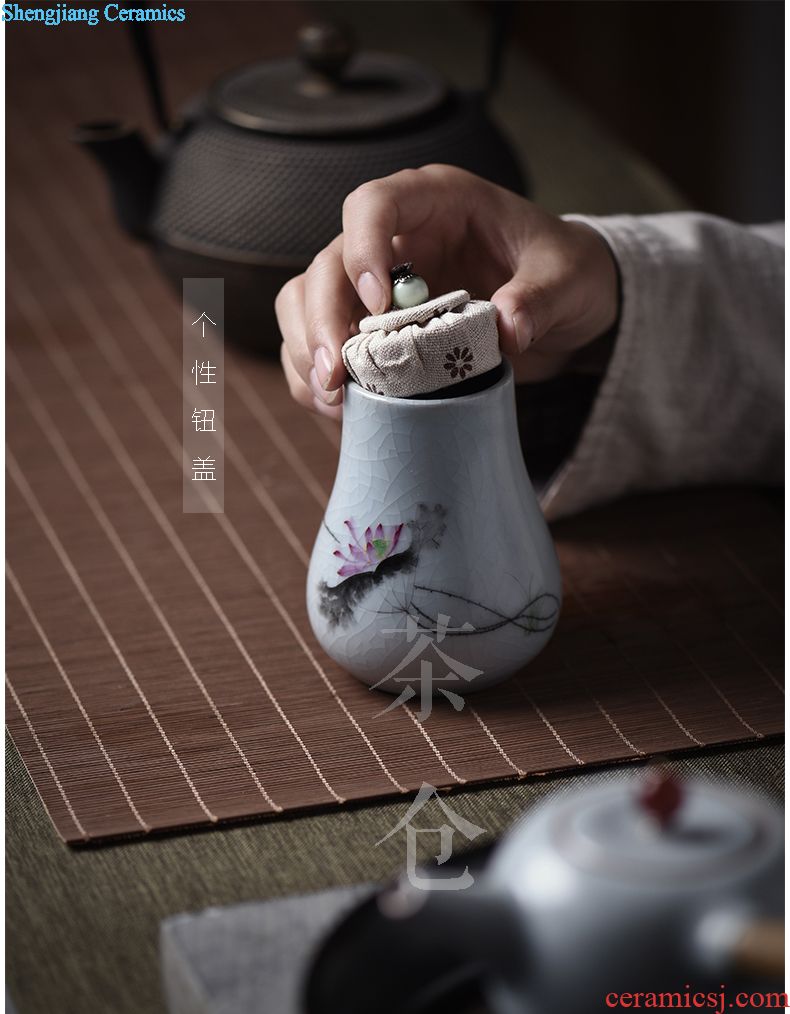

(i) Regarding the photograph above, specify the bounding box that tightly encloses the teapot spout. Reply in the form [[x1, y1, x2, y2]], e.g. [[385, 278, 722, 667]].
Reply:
[[73, 121, 159, 239]]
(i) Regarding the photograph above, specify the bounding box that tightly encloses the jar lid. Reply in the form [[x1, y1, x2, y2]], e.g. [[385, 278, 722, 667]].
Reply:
[[209, 23, 447, 137]]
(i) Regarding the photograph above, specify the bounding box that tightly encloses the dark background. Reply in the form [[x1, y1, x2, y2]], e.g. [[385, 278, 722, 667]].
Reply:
[[510, 0, 784, 222], [47, 0, 784, 223]]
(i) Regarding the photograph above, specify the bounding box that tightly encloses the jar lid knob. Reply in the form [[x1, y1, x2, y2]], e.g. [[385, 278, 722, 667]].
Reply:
[[390, 263, 430, 310]]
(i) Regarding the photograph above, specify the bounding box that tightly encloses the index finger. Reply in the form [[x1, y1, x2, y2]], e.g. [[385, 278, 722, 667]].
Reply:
[[341, 166, 452, 313], [302, 234, 361, 391]]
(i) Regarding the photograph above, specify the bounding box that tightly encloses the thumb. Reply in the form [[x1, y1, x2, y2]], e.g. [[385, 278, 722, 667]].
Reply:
[[491, 272, 552, 358]]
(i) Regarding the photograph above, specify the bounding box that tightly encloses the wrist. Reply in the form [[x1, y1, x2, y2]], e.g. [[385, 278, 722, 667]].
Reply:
[[564, 220, 621, 344]]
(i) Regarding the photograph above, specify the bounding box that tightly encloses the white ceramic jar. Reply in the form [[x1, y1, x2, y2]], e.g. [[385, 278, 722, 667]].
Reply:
[[306, 361, 562, 693]]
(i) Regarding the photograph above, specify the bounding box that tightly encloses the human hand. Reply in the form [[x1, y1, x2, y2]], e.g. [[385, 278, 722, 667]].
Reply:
[[276, 164, 619, 418]]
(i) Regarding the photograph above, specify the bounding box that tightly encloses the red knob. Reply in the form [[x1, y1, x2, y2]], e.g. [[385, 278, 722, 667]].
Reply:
[[638, 770, 683, 828]]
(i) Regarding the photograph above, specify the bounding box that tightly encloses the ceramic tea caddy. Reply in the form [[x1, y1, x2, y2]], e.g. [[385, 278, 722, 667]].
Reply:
[[74, 19, 525, 352], [374, 774, 784, 1014], [306, 342, 562, 694]]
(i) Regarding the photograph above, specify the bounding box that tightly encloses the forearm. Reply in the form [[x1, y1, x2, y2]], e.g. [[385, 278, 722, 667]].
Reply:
[[528, 213, 784, 520]]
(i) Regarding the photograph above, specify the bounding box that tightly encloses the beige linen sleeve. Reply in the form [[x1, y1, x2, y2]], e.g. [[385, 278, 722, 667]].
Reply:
[[539, 213, 784, 521]]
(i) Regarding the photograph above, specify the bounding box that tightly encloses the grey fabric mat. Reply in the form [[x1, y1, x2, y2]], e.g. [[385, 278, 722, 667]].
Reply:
[[161, 886, 373, 1014]]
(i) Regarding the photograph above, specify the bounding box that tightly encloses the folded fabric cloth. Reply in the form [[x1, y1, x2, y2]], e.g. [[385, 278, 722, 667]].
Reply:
[[341, 289, 501, 398], [160, 885, 373, 1014]]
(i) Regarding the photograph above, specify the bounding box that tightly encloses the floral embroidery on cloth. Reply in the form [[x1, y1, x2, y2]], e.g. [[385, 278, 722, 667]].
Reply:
[[444, 346, 474, 379]]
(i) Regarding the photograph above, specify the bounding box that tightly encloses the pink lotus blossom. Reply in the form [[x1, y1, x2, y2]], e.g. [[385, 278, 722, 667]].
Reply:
[[333, 519, 404, 578]]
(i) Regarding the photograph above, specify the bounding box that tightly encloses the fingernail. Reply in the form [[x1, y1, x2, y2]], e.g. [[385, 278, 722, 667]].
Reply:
[[309, 366, 342, 404], [512, 309, 534, 352], [312, 395, 342, 420], [358, 272, 384, 314], [314, 346, 334, 390]]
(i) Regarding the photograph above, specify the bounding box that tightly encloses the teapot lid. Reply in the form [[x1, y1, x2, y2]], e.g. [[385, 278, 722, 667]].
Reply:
[[547, 777, 781, 885], [209, 22, 447, 137]]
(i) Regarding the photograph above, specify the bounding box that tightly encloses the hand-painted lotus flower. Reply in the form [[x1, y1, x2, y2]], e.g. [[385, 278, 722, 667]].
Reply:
[[333, 519, 404, 578]]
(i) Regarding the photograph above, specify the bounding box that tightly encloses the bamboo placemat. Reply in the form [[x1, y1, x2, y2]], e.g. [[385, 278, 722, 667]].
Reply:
[[6, 11, 784, 845]]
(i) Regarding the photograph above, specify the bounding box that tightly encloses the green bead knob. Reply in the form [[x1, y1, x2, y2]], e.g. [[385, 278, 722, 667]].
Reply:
[[391, 263, 429, 309]]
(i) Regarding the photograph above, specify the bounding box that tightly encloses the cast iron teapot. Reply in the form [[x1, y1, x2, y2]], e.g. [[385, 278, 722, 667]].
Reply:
[[307, 773, 784, 1014], [75, 19, 526, 354]]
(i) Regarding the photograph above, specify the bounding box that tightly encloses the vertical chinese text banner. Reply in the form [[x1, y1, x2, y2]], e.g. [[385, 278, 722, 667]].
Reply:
[[183, 278, 224, 513]]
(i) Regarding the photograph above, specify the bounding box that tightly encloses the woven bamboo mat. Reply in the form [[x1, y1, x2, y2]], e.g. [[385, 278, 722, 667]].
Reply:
[[6, 10, 784, 844]]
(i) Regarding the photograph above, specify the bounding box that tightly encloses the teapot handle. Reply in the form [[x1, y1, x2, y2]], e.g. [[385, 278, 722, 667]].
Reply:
[[485, 2, 515, 99], [127, 23, 169, 132], [730, 918, 785, 978], [696, 909, 785, 980]]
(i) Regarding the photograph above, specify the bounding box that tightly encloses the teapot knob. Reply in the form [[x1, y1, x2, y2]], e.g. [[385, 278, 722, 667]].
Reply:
[[637, 769, 683, 828], [298, 21, 355, 84]]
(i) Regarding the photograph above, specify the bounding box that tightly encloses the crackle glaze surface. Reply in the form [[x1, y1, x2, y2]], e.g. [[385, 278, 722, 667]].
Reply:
[[306, 363, 562, 693]]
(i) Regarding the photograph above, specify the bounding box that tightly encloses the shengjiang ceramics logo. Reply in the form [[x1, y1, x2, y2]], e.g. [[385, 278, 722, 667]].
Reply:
[[1, 2, 186, 26]]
